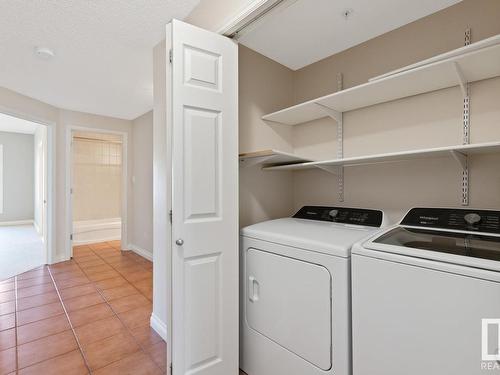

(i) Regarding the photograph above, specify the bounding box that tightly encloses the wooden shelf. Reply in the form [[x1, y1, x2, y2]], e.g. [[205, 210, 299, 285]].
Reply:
[[262, 142, 500, 173], [239, 149, 312, 168], [262, 34, 500, 125]]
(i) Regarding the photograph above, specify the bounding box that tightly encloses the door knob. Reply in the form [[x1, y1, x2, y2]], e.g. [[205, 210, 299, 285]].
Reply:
[[175, 239, 184, 246]]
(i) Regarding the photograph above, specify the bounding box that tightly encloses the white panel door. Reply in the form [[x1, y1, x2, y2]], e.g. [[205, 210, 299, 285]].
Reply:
[[170, 19, 238, 375]]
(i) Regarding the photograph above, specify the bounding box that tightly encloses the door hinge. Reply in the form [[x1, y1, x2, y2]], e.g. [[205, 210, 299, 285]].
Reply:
[[169, 210, 173, 223], [70, 187, 73, 194], [70, 234, 73, 241], [169, 50, 173, 63]]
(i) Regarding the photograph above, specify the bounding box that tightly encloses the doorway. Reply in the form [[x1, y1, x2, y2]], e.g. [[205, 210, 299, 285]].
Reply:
[[0, 112, 49, 279], [68, 129, 126, 253]]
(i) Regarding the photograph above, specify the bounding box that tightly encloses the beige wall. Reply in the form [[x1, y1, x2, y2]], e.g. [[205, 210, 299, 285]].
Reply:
[[241, 0, 500, 226], [152, 39, 170, 341], [239, 45, 296, 227], [130, 110, 153, 253], [294, 0, 500, 102]]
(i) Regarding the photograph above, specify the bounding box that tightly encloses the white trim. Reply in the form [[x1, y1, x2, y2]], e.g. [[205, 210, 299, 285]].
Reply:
[[65, 125, 128, 260], [150, 313, 168, 342], [127, 243, 153, 261], [34, 220, 41, 235], [50, 253, 68, 264], [0, 219, 34, 226], [0, 107, 53, 265], [217, 0, 298, 38]]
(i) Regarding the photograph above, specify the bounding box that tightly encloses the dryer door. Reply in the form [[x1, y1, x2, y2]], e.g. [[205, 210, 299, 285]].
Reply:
[[245, 247, 332, 370]]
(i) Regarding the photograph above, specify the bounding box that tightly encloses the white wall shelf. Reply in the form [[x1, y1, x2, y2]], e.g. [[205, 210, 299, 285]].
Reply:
[[262, 34, 500, 126], [262, 142, 500, 172], [239, 149, 312, 168]]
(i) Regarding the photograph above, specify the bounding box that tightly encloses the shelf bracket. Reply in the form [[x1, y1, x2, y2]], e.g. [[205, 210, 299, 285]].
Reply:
[[315, 165, 339, 175], [314, 103, 342, 123], [452, 62, 468, 99], [450, 150, 467, 171], [239, 155, 275, 168]]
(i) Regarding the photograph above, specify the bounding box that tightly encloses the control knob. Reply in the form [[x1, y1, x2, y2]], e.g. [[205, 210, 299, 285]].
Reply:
[[464, 213, 481, 225]]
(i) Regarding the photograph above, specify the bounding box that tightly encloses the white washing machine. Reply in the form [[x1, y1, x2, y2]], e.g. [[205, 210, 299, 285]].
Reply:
[[240, 206, 385, 375], [352, 207, 500, 375]]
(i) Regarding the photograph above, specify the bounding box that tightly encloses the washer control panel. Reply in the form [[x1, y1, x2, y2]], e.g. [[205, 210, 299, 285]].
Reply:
[[401, 207, 500, 234], [293, 206, 383, 227]]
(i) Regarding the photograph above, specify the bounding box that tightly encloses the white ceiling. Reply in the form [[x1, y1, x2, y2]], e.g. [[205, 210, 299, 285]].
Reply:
[[239, 0, 462, 70], [0, 0, 200, 120], [0, 113, 41, 135]]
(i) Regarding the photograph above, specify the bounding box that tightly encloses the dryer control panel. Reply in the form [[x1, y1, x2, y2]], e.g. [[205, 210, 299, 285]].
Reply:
[[401, 207, 500, 234], [293, 206, 383, 227]]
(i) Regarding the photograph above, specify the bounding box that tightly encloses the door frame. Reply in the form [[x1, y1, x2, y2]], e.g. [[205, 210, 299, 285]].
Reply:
[[0, 106, 55, 264], [65, 125, 128, 258]]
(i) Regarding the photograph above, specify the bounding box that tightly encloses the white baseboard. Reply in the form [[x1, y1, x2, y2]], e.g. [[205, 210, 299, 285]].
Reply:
[[34, 220, 41, 235], [127, 243, 153, 261], [150, 313, 168, 342], [50, 253, 69, 265], [0, 219, 34, 226]]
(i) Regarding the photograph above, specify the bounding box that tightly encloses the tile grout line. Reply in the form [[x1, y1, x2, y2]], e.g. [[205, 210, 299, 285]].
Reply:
[[81, 245, 164, 373], [92, 245, 151, 300], [14, 275, 19, 375], [18, 243, 161, 373], [90, 246, 163, 369], [13, 268, 78, 372], [46, 266, 94, 375], [6, 246, 150, 374]]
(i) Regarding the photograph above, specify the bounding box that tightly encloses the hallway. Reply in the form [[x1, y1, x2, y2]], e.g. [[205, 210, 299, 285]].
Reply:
[[0, 241, 165, 374]]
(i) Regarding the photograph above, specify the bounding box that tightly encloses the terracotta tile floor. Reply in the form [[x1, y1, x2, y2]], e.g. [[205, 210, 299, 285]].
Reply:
[[0, 241, 166, 374]]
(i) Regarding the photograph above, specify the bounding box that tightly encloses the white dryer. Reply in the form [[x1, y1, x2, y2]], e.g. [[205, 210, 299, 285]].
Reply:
[[352, 207, 500, 375], [240, 206, 384, 375]]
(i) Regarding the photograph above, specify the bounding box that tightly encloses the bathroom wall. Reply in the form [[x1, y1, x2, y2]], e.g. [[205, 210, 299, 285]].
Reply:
[[72, 131, 122, 222], [71, 131, 123, 244]]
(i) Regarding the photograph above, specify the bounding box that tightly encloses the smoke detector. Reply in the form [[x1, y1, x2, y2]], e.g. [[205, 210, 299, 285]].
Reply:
[[34, 47, 55, 60]]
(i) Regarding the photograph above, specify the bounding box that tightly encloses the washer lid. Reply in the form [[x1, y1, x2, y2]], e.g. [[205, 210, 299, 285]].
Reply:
[[241, 218, 382, 257], [361, 226, 500, 272]]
